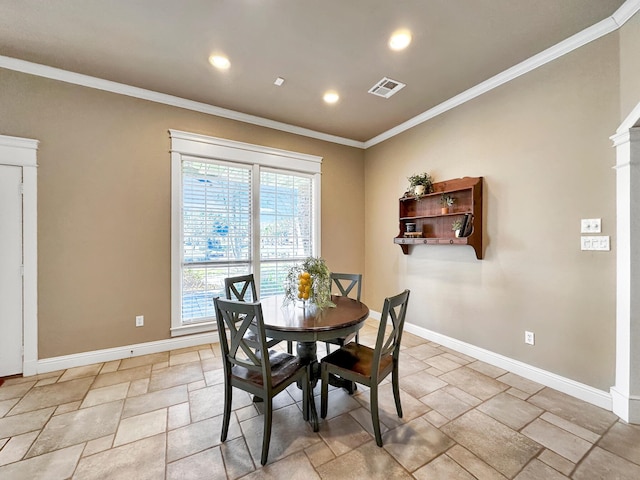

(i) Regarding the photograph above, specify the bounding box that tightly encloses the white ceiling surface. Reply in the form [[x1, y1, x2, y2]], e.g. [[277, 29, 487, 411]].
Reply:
[[0, 0, 628, 143]]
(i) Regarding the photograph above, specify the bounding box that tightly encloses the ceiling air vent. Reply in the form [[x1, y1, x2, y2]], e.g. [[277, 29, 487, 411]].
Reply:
[[368, 77, 406, 98]]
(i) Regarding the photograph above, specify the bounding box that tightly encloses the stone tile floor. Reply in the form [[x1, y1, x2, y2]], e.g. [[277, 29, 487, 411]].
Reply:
[[1, 319, 640, 479]]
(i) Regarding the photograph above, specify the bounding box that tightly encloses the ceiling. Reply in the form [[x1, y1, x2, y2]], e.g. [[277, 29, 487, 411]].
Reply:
[[0, 0, 627, 143]]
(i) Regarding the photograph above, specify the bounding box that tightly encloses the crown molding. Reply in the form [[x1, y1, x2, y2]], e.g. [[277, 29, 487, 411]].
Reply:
[[0, 55, 364, 150]]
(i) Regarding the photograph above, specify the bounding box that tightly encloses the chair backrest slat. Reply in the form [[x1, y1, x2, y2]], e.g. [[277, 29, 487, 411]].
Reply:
[[224, 274, 258, 302], [330, 273, 362, 301], [214, 297, 272, 384], [372, 290, 410, 377]]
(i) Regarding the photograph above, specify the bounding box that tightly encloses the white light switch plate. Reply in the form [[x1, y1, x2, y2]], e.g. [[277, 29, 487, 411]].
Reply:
[[581, 218, 601, 233], [581, 236, 610, 251]]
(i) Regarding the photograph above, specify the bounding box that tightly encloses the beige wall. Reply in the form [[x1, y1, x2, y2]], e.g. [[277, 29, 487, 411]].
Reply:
[[364, 32, 620, 390], [0, 68, 365, 358]]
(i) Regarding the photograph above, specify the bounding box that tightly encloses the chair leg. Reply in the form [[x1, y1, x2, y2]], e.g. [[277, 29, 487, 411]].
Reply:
[[221, 383, 232, 442], [261, 397, 273, 465], [370, 385, 383, 447], [320, 363, 329, 418], [392, 361, 403, 418], [355, 332, 360, 344], [287, 341, 293, 354], [302, 367, 310, 421]]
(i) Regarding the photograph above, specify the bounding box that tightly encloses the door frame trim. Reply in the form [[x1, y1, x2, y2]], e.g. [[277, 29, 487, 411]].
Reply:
[[0, 134, 38, 376]]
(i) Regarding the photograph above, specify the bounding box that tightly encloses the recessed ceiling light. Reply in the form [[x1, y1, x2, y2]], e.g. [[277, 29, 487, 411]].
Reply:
[[323, 91, 339, 104], [389, 30, 412, 51], [209, 55, 230, 70]]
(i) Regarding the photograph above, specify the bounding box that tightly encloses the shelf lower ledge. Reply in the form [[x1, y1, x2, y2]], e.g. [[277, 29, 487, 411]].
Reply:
[[393, 236, 483, 259]]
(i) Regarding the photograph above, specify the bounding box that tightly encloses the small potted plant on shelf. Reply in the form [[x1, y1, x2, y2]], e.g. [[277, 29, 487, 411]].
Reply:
[[440, 194, 455, 214], [407, 172, 433, 196], [452, 218, 463, 238]]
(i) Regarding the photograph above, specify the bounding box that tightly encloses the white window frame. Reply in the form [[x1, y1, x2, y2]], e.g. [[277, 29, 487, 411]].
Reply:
[[169, 130, 322, 337]]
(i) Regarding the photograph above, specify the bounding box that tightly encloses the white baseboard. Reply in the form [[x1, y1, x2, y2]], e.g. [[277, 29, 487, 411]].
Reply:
[[369, 311, 612, 412], [34, 331, 220, 375], [611, 386, 640, 423]]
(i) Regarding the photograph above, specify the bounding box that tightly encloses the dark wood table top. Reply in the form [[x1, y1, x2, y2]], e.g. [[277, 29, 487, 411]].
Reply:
[[260, 294, 369, 343]]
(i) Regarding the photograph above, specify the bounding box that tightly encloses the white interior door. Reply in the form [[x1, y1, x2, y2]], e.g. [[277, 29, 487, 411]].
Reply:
[[0, 164, 23, 376]]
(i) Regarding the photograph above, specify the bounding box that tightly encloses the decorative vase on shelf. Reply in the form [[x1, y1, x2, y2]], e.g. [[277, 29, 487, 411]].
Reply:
[[441, 207, 449, 214], [414, 185, 426, 196], [455, 229, 461, 238]]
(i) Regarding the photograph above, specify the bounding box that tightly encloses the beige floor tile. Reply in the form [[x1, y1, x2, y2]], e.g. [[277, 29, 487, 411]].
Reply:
[[528, 388, 618, 435], [122, 384, 188, 418], [425, 354, 463, 373], [442, 352, 473, 366], [99, 360, 120, 374], [521, 418, 592, 463], [446, 444, 508, 480], [54, 400, 81, 416], [477, 392, 543, 430], [442, 410, 542, 478], [170, 350, 201, 366], [397, 354, 430, 377], [319, 413, 371, 456], [167, 446, 227, 480], [73, 433, 166, 480], [496, 372, 544, 395], [0, 397, 19, 417], [113, 408, 167, 446], [316, 441, 413, 479], [423, 409, 449, 428], [201, 356, 224, 372], [27, 400, 123, 457], [127, 378, 149, 397], [91, 365, 152, 389], [0, 431, 39, 466], [167, 414, 241, 463], [82, 382, 130, 408], [399, 371, 447, 399], [413, 454, 476, 479], [118, 352, 169, 371], [58, 364, 102, 383], [319, 386, 362, 420], [188, 379, 207, 391], [241, 403, 321, 466], [0, 444, 83, 480], [442, 385, 483, 407], [9, 377, 93, 415], [204, 368, 225, 386], [514, 458, 569, 479], [420, 389, 473, 420], [82, 434, 114, 457], [198, 347, 215, 360], [356, 382, 430, 429], [506, 387, 531, 400], [540, 411, 601, 443], [349, 406, 390, 437], [466, 361, 508, 379], [597, 421, 640, 465], [384, 417, 454, 472], [304, 441, 336, 467], [168, 402, 191, 430], [0, 406, 55, 438], [34, 377, 59, 387], [220, 436, 256, 479], [148, 362, 204, 391], [189, 383, 253, 422], [573, 446, 640, 480], [241, 451, 320, 480], [538, 449, 575, 476], [439, 367, 508, 401], [402, 343, 443, 361], [235, 403, 260, 422]]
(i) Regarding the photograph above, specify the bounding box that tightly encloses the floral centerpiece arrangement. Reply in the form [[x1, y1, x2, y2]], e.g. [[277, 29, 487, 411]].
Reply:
[[283, 256, 335, 309]]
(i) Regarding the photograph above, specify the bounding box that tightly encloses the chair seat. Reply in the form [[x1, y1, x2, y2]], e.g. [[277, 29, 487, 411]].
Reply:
[[323, 342, 393, 378], [232, 351, 305, 388]]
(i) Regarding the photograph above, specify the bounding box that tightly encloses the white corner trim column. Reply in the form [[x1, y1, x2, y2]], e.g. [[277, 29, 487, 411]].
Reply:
[[0, 134, 39, 376], [610, 127, 640, 423]]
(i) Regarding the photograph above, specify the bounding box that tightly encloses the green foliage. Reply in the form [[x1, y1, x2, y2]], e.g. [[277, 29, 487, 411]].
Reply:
[[441, 194, 455, 207], [407, 172, 433, 191], [283, 257, 335, 309], [451, 219, 463, 231]]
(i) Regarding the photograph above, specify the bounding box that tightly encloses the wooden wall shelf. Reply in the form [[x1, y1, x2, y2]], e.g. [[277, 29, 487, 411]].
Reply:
[[394, 176, 483, 259]]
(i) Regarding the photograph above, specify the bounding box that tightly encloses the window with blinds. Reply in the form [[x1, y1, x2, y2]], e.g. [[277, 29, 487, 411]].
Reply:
[[170, 130, 322, 336]]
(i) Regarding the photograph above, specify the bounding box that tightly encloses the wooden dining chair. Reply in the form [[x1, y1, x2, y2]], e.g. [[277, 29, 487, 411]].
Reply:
[[214, 297, 310, 465], [224, 274, 293, 354], [320, 289, 410, 447], [324, 273, 363, 355]]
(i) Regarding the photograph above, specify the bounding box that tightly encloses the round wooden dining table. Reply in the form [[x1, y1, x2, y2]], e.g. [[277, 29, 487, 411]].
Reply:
[[259, 294, 370, 430]]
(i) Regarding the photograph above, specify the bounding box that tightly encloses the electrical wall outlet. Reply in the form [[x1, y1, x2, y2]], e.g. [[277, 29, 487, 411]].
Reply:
[[525, 331, 535, 345], [135, 315, 144, 327], [580, 218, 601, 233], [581, 236, 610, 251]]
